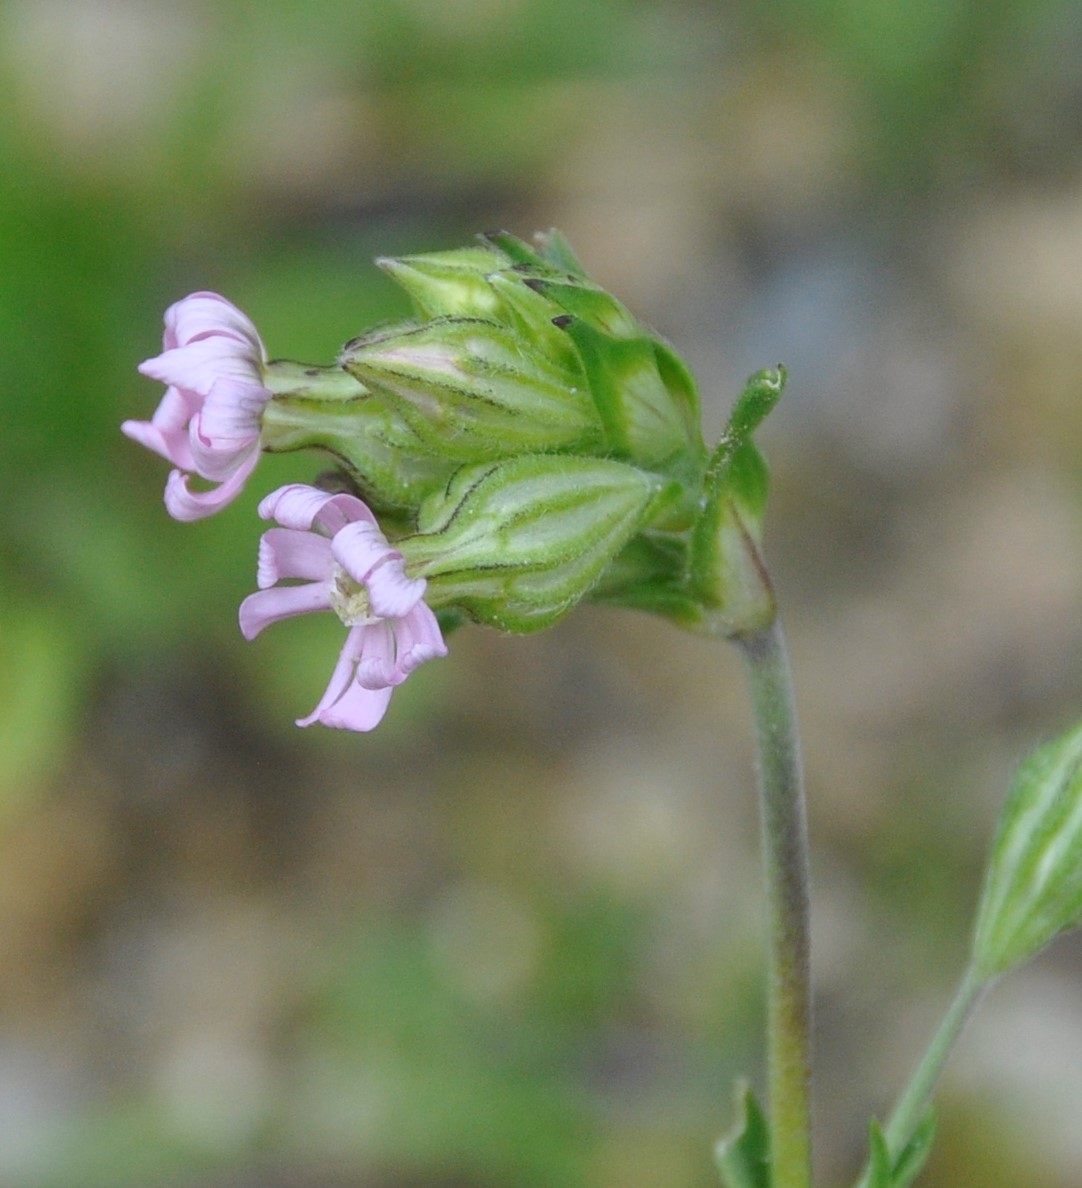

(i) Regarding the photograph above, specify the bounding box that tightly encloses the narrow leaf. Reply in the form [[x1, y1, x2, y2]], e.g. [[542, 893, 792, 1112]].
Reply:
[[715, 1085, 771, 1188]]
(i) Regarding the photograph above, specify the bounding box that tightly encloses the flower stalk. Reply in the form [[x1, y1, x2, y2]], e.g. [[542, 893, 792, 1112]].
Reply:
[[737, 620, 813, 1188]]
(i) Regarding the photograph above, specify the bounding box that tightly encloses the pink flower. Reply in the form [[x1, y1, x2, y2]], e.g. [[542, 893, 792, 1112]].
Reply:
[[123, 292, 272, 521], [238, 484, 448, 731]]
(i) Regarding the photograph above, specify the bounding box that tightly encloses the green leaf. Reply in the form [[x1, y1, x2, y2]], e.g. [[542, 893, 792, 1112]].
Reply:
[[973, 719, 1082, 976], [862, 1113, 935, 1188], [715, 1085, 771, 1188], [891, 1112, 936, 1188]]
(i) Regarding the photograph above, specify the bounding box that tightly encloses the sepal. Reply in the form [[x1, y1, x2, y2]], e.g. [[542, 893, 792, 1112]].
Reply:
[[481, 227, 589, 277], [401, 454, 667, 632], [714, 1085, 771, 1188], [587, 533, 703, 628], [972, 719, 1082, 977]]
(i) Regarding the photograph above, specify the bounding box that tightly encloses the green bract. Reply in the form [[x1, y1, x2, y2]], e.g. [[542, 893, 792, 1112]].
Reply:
[[972, 720, 1082, 977], [689, 368, 785, 638]]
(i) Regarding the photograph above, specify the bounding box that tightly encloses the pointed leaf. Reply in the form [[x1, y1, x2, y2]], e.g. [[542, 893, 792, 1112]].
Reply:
[[534, 227, 589, 276], [973, 719, 1082, 976], [890, 1111, 936, 1188], [715, 1086, 771, 1188], [861, 1113, 936, 1188]]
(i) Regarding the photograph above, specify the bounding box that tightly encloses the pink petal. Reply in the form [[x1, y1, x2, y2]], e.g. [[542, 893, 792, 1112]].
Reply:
[[139, 334, 264, 394], [195, 378, 270, 446], [258, 485, 377, 535], [394, 602, 449, 675], [296, 625, 395, 731], [164, 292, 266, 358], [188, 378, 270, 479], [330, 522, 426, 618], [122, 384, 202, 469], [162, 448, 260, 522], [367, 557, 428, 620], [122, 415, 189, 471], [257, 528, 333, 588], [238, 582, 333, 640], [354, 620, 402, 689], [301, 680, 394, 731]]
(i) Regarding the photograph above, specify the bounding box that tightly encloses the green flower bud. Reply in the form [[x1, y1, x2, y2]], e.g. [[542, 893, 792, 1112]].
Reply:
[[553, 316, 706, 476], [377, 245, 510, 320], [973, 720, 1082, 977], [340, 317, 602, 462], [380, 236, 580, 370], [481, 228, 588, 276], [400, 454, 668, 632], [688, 368, 786, 638], [260, 361, 455, 513]]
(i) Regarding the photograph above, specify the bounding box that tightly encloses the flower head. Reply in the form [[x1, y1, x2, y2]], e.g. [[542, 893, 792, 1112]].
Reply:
[[238, 484, 447, 731], [123, 292, 272, 520]]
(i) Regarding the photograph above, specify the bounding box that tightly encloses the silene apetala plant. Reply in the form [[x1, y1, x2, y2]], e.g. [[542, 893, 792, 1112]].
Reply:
[[125, 229, 1082, 1185]]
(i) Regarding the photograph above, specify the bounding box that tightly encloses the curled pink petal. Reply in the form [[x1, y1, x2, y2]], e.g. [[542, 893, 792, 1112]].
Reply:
[[242, 484, 446, 732], [354, 620, 402, 690], [163, 448, 260, 522], [126, 292, 270, 520], [297, 626, 396, 730], [163, 292, 266, 358], [330, 522, 427, 618], [188, 378, 269, 480], [139, 335, 264, 392], [257, 485, 377, 535], [238, 582, 333, 640], [257, 528, 333, 588], [393, 602, 449, 675]]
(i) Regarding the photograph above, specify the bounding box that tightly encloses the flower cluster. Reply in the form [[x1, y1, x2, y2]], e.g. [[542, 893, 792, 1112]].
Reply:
[[125, 231, 783, 730]]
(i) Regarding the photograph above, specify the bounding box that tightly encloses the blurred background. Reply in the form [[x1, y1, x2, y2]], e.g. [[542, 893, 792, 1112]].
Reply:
[[3, 0, 1082, 1184]]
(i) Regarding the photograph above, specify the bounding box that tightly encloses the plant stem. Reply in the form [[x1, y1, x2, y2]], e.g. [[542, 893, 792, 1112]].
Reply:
[[858, 964, 987, 1184], [737, 620, 813, 1188]]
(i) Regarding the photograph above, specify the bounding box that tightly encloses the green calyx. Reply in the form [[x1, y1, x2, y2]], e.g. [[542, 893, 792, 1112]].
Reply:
[[399, 453, 670, 633], [260, 365, 456, 514], [340, 317, 602, 462]]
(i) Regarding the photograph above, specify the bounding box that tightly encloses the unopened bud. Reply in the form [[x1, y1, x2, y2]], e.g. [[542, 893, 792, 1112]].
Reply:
[[260, 362, 454, 512], [341, 318, 602, 462], [377, 245, 508, 320], [401, 454, 668, 632]]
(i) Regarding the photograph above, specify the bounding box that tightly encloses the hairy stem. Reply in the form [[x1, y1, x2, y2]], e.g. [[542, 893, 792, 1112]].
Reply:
[[738, 621, 813, 1188]]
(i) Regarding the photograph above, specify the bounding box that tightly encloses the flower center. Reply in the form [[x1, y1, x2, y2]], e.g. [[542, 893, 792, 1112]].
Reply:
[[328, 564, 378, 627]]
